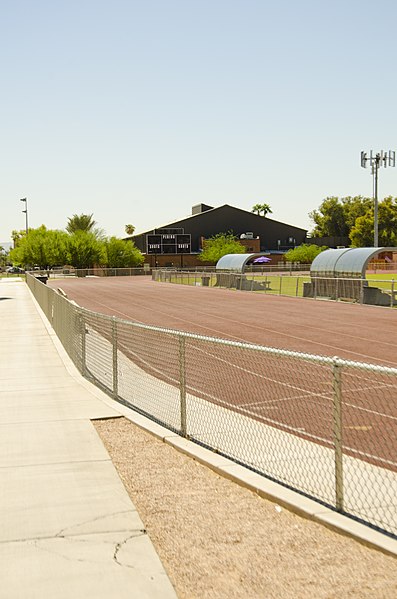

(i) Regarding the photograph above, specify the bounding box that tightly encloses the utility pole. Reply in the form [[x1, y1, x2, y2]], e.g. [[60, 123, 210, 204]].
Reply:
[[360, 151, 395, 247], [20, 197, 28, 235]]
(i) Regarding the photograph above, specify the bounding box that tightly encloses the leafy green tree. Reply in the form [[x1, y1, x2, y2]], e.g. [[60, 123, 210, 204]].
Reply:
[[7, 221, 146, 270], [309, 196, 373, 238], [284, 244, 328, 264], [9, 226, 69, 268], [342, 196, 372, 231], [350, 196, 397, 247], [349, 213, 374, 247], [65, 231, 104, 268], [309, 197, 348, 237], [378, 196, 397, 246], [251, 203, 272, 217], [198, 232, 245, 263], [102, 237, 144, 267], [46, 230, 70, 266]]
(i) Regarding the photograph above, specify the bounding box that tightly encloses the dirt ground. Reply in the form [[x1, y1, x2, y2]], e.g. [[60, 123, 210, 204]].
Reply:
[[94, 417, 397, 599]]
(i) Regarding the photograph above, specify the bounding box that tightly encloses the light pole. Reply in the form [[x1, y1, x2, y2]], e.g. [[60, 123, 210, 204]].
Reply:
[[20, 197, 28, 235], [360, 151, 395, 247]]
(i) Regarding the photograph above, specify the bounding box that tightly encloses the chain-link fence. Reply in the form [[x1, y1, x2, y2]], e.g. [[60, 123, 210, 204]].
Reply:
[[30, 266, 152, 279], [27, 273, 397, 536], [153, 269, 397, 308]]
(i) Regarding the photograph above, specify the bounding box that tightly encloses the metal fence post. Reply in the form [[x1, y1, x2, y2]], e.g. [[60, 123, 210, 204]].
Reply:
[[81, 314, 87, 377], [112, 316, 118, 398], [359, 279, 364, 305], [179, 335, 187, 437], [332, 359, 344, 511], [391, 279, 395, 309]]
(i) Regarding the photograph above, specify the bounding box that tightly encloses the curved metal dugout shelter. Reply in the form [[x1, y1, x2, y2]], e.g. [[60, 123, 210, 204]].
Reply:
[[216, 253, 269, 272], [308, 247, 397, 306], [310, 247, 396, 279]]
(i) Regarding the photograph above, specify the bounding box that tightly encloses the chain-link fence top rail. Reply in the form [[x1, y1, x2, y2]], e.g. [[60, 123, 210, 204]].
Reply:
[[26, 273, 397, 537], [31, 265, 312, 278], [153, 269, 397, 308], [33, 267, 152, 277]]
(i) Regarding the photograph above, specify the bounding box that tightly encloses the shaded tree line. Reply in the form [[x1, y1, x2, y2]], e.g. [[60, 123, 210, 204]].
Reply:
[[310, 196, 397, 247], [9, 214, 143, 269]]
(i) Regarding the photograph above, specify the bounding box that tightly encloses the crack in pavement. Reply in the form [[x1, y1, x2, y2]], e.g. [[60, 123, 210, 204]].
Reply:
[[113, 530, 148, 568], [54, 509, 136, 538], [31, 529, 147, 566]]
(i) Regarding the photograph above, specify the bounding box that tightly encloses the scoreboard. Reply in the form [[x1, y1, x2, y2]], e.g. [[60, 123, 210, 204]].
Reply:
[[146, 230, 191, 254]]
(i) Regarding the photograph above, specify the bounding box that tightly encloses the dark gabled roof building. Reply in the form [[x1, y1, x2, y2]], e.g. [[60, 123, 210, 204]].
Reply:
[[129, 204, 307, 258]]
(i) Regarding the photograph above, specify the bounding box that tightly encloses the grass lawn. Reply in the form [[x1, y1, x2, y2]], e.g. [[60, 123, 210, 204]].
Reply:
[[161, 271, 396, 301], [366, 273, 397, 291], [245, 274, 311, 297]]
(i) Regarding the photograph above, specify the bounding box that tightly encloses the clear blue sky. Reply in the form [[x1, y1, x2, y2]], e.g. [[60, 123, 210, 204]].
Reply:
[[1, 0, 397, 243]]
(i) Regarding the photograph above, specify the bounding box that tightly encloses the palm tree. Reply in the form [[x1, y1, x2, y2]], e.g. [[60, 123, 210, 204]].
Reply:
[[252, 203, 262, 215], [11, 229, 24, 247], [251, 203, 273, 217], [125, 224, 135, 236], [66, 214, 96, 234]]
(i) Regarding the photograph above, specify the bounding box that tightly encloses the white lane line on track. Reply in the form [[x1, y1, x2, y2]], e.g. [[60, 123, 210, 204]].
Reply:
[[191, 343, 397, 422], [58, 282, 397, 366], [98, 293, 397, 366], [71, 291, 254, 342], [187, 308, 397, 365], [89, 324, 397, 469], [81, 290, 397, 422], [116, 280, 397, 351], [100, 296, 393, 365]]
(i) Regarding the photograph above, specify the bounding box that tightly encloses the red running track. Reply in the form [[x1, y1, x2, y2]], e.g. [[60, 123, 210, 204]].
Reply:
[[49, 276, 397, 367], [48, 276, 397, 471]]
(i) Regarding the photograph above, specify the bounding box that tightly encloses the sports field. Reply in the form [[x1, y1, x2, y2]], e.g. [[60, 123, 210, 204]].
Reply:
[[48, 275, 397, 478], [49, 275, 397, 365]]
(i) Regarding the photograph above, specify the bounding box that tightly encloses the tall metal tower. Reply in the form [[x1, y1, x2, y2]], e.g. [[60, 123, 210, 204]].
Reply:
[[360, 150, 395, 247]]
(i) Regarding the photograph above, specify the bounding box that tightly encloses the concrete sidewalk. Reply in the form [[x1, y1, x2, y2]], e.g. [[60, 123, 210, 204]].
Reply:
[[0, 279, 177, 599]]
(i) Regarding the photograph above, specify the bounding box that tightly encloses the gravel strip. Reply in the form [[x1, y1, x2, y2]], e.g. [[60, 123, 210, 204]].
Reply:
[[94, 417, 397, 599]]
